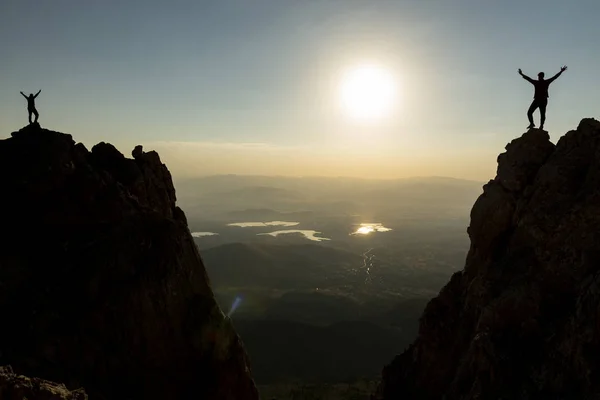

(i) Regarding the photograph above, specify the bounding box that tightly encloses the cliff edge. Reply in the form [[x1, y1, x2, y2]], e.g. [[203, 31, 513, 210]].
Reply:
[[0, 366, 87, 400], [0, 123, 258, 400], [376, 118, 600, 399]]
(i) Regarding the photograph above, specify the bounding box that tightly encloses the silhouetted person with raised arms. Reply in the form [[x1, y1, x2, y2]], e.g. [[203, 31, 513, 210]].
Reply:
[[20, 90, 41, 124], [518, 66, 567, 130]]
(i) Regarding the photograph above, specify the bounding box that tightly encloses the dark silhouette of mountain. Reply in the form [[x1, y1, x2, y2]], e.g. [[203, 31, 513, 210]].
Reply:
[[383, 298, 430, 336], [233, 319, 409, 384], [223, 185, 304, 199], [202, 242, 362, 289], [225, 208, 316, 221], [0, 365, 87, 400], [262, 290, 362, 325], [0, 123, 258, 400], [201, 186, 306, 207], [375, 118, 600, 399]]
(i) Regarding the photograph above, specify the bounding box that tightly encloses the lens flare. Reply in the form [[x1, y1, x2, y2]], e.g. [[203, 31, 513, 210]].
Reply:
[[227, 296, 243, 318]]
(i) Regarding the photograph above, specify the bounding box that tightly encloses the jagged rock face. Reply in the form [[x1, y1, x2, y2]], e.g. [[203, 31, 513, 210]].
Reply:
[[376, 118, 600, 400], [0, 124, 258, 400], [0, 365, 87, 400]]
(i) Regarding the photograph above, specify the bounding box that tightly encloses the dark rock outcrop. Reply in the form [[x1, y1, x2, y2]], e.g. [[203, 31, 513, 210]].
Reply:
[[0, 123, 258, 400], [0, 366, 87, 400], [376, 118, 600, 399]]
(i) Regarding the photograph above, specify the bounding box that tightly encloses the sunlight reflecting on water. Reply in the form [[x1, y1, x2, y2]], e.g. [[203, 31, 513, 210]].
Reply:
[[258, 230, 331, 242], [351, 223, 392, 235], [228, 221, 299, 227], [356, 226, 375, 235]]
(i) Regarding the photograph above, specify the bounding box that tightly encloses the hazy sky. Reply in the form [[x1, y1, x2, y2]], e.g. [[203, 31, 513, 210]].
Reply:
[[2, 0, 599, 180]]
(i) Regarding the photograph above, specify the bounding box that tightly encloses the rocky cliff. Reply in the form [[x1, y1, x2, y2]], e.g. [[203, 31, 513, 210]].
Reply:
[[376, 118, 600, 399], [0, 123, 258, 400], [0, 366, 87, 400]]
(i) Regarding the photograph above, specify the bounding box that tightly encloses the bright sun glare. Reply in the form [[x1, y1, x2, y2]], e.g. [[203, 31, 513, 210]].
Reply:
[[339, 64, 397, 122], [356, 226, 375, 235]]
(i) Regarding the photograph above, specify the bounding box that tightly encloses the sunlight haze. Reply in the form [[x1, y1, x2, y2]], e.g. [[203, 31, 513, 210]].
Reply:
[[4, 2, 600, 395], [338, 63, 399, 122], [2, 0, 600, 181]]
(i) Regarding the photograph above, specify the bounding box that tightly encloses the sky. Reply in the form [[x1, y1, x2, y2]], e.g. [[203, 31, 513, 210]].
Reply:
[[2, 0, 600, 181]]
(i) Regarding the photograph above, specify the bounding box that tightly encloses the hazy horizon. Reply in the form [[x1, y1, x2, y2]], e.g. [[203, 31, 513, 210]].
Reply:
[[146, 139, 501, 180], [3, 0, 600, 181], [171, 172, 486, 183]]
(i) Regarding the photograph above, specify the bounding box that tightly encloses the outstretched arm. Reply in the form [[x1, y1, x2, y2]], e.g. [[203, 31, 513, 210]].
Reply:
[[547, 66, 568, 84], [20, 91, 27, 98], [34, 90, 41, 98], [518, 68, 535, 84]]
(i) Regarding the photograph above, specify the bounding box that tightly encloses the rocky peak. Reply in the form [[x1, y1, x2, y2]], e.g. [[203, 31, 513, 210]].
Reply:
[[0, 123, 258, 400], [376, 118, 600, 399], [0, 366, 87, 400], [4, 123, 178, 224]]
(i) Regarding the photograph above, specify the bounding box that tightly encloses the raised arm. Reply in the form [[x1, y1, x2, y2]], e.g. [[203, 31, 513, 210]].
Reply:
[[518, 68, 535, 84], [547, 65, 568, 84], [20, 91, 27, 98], [34, 89, 41, 98]]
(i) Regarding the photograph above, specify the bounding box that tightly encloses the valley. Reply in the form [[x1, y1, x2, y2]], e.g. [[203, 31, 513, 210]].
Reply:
[[177, 175, 483, 385]]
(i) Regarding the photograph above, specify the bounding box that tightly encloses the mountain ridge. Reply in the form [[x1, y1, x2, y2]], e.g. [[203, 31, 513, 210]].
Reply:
[[202, 241, 361, 289], [0, 123, 258, 400], [375, 118, 600, 399], [0, 366, 88, 400]]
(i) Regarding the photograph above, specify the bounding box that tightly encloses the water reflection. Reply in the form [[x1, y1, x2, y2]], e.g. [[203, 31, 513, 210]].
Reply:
[[228, 221, 299, 227], [258, 230, 331, 242], [191, 232, 219, 237], [352, 223, 392, 235]]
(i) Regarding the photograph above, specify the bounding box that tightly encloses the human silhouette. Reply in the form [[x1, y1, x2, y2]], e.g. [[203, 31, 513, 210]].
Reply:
[[20, 90, 41, 124], [518, 66, 567, 130]]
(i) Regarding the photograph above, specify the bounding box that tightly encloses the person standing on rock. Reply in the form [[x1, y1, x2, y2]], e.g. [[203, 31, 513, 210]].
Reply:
[[20, 90, 41, 124], [518, 66, 567, 130]]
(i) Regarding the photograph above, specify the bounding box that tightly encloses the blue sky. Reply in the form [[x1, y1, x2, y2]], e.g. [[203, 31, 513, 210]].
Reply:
[[1, 0, 599, 179]]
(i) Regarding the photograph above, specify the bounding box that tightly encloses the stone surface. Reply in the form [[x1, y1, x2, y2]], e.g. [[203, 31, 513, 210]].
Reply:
[[375, 118, 600, 399], [0, 366, 87, 400], [0, 123, 258, 400]]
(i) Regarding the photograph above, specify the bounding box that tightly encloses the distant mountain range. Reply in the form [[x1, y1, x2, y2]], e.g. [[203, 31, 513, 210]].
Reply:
[[176, 174, 484, 223]]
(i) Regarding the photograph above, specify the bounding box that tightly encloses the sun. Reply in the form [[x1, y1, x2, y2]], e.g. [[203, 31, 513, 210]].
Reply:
[[338, 64, 398, 122]]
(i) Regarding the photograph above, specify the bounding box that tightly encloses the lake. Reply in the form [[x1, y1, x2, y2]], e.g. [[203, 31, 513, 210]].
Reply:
[[258, 230, 331, 242], [228, 221, 300, 228], [191, 232, 219, 237], [191, 222, 391, 242]]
